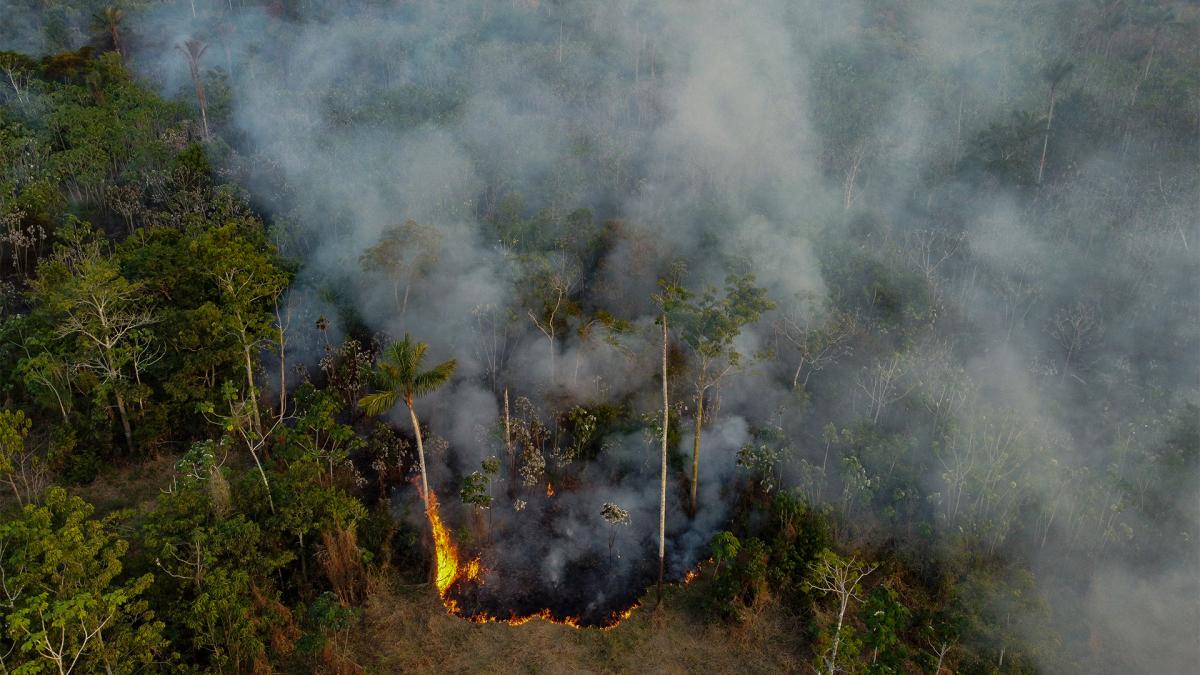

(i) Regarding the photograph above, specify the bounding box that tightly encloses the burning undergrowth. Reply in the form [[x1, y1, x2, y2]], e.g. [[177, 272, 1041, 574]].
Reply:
[[424, 489, 655, 629]]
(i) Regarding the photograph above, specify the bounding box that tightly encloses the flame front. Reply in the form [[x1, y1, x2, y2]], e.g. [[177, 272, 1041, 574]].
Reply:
[[423, 488, 642, 630], [426, 491, 459, 596]]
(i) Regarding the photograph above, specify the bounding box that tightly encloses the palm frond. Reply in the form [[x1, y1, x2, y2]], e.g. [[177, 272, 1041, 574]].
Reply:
[[359, 390, 400, 417], [412, 358, 457, 397]]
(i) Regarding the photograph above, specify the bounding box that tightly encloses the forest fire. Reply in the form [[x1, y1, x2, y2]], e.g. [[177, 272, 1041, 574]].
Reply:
[[424, 489, 641, 629], [427, 491, 460, 596], [546, 482, 555, 497]]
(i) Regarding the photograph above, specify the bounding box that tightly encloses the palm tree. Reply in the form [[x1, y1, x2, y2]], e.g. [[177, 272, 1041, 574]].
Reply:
[[177, 39, 210, 139], [92, 6, 126, 59], [360, 334, 457, 510]]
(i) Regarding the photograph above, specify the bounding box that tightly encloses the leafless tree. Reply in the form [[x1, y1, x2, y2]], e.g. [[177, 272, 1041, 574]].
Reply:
[[842, 140, 869, 210], [806, 550, 877, 675], [905, 229, 965, 291], [1037, 60, 1074, 185], [856, 352, 916, 424], [775, 302, 858, 391], [525, 253, 579, 381], [1048, 300, 1103, 382], [471, 303, 515, 394], [993, 262, 1044, 342]]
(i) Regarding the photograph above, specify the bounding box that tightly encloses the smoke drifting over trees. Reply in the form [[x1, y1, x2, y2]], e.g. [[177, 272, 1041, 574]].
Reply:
[[1, 0, 1197, 672]]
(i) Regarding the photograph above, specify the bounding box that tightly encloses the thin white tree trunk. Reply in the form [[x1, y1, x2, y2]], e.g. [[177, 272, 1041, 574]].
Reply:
[[657, 315, 669, 604], [408, 399, 430, 510]]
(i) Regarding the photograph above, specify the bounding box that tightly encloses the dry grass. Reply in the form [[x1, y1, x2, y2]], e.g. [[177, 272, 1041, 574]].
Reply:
[[69, 452, 182, 515], [350, 581, 805, 674]]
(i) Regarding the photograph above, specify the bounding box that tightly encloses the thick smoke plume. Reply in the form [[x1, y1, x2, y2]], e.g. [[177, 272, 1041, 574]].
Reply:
[[6, 0, 1197, 668]]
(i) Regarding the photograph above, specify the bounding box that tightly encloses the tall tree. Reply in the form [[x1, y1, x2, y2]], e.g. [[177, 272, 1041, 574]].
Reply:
[[92, 6, 126, 59], [1036, 60, 1074, 185], [197, 224, 289, 438], [359, 334, 457, 510], [656, 310, 669, 605], [0, 408, 47, 505], [665, 273, 773, 516], [521, 252, 580, 382], [0, 488, 168, 672], [806, 550, 878, 675], [359, 220, 442, 319], [31, 228, 158, 455], [177, 40, 210, 139]]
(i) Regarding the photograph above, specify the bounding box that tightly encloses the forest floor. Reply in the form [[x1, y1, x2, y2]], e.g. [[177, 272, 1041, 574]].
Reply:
[[350, 579, 807, 674], [38, 458, 808, 674]]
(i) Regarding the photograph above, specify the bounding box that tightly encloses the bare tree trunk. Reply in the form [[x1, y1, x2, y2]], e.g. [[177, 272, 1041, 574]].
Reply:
[[111, 26, 122, 59], [689, 388, 704, 517], [114, 390, 134, 454], [953, 90, 964, 170], [407, 397, 430, 510], [275, 300, 288, 423], [242, 340, 263, 436], [504, 387, 515, 493], [657, 315, 669, 606], [191, 68, 209, 139], [827, 595, 850, 675], [1037, 86, 1057, 185]]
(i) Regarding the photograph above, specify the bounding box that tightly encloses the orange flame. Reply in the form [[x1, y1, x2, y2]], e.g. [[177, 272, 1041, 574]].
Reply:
[[546, 482, 555, 497], [423, 488, 640, 630], [426, 491, 459, 596], [682, 558, 711, 586]]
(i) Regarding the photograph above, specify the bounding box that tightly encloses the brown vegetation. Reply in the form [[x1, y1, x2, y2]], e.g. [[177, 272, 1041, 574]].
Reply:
[[352, 582, 805, 674]]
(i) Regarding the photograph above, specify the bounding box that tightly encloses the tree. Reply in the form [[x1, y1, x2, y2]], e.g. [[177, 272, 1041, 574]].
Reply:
[[806, 550, 877, 675], [461, 460, 498, 513], [359, 334, 457, 510], [0, 488, 168, 673], [359, 220, 442, 319], [1036, 60, 1074, 185], [197, 224, 289, 438], [1048, 300, 1103, 382], [199, 381, 282, 514], [856, 352, 915, 425], [461, 457, 499, 541], [177, 40, 210, 139], [776, 299, 857, 391], [861, 585, 910, 672], [143, 448, 299, 671], [92, 6, 126, 59], [31, 228, 158, 455], [0, 51, 36, 104], [521, 252, 580, 381], [600, 502, 631, 562], [710, 531, 741, 575], [0, 408, 47, 506], [665, 272, 773, 516], [656, 309, 669, 605]]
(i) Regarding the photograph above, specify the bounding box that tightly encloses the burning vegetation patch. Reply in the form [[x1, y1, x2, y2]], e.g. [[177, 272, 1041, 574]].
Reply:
[[424, 489, 654, 629]]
